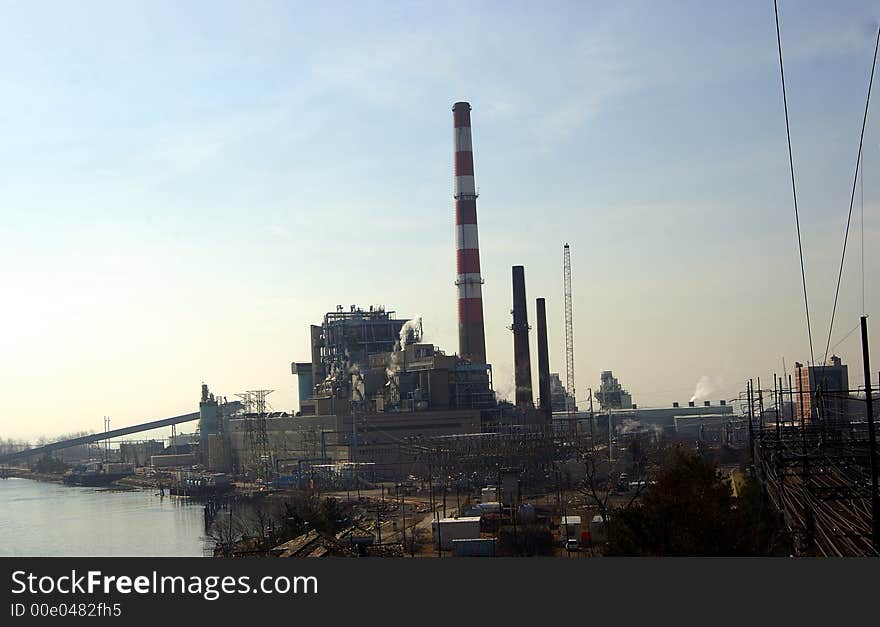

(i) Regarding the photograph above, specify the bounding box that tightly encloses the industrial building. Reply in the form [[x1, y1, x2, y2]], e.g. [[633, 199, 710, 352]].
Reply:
[[118, 440, 165, 466], [795, 355, 850, 424], [673, 414, 748, 445], [549, 373, 575, 413], [595, 370, 633, 410], [565, 401, 735, 438], [293, 306, 494, 419], [224, 306, 497, 479]]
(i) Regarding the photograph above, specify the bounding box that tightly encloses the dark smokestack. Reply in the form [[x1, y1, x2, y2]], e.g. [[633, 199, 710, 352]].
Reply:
[[453, 101, 487, 365], [511, 266, 533, 407], [536, 298, 552, 424]]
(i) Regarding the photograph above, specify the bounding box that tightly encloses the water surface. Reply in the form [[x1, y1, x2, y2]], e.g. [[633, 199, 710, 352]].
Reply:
[[0, 477, 209, 556]]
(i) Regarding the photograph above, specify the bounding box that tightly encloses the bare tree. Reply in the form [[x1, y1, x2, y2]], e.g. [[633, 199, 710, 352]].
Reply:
[[572, 429, 664, 527]]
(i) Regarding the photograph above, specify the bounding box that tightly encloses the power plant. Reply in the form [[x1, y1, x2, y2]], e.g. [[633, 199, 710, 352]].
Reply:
[[199, 102, 567, 480], [1, 100, 577, 484], [5, 98, 878, 560]]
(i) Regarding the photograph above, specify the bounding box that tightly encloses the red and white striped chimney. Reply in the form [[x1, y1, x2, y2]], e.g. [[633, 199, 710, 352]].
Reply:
[[453, 101, 487, 365]]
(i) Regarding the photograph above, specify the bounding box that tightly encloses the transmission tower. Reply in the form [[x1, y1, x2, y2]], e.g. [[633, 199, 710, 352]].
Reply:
[[563, 243, 576, 420], [235, 389, 274, 482]]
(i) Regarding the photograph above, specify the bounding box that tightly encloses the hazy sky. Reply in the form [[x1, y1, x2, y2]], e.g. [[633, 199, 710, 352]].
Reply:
[[1, 1, 879, 441]]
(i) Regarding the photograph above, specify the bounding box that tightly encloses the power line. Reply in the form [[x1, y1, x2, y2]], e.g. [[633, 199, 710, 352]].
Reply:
[[823, 25, 880, 365], [829, 321, 861, 354], [774, 0, 816, 366]]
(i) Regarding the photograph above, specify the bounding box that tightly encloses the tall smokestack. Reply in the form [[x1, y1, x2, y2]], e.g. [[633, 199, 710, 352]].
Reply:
[[453, 101, 487, 365], [536, 298, 552, 425], [511, 265, 533, 407]]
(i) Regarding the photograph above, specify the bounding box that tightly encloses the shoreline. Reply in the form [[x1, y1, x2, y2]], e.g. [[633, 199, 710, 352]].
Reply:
[[3, 469, 155, 491], [3, 468, 65, 483]]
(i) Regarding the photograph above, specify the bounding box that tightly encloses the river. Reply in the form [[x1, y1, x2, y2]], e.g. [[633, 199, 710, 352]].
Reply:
[[0, 477, 211, 557]]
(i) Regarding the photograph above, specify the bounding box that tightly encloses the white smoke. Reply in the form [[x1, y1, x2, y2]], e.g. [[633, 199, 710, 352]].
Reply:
[[386, 342, 406, 385], [619, 418, 641, 434], [399, 317, 422, 351], [494, 372, 516, 403], [618, 418, 663, 438], [689, 375, 723, 403]]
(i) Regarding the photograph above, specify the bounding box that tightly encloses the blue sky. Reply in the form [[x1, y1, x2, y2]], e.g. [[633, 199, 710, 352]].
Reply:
[[1, 1, 878, 439]]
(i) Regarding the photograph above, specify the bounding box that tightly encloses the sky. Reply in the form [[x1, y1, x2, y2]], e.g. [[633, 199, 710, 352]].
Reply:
[[1, 0, 879, 441]]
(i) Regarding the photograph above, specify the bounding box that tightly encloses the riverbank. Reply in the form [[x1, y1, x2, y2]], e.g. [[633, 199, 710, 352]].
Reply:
[[3, 468, 148, 490], [2, 467, 65, 483], [116, 474, 160, 489]]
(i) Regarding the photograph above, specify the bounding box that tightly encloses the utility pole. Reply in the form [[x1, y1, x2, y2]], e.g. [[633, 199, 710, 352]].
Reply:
[[774, 374, 781, 439], [377, 486, 383, 545], [796, 364, 815, 552], [430, 465, 436, 513], [608, 411, 613, 464], [774, 374, 787, 528], [756, 378, 769, 498], [747, 380, 755, 467], [859, 315, 880, 550], [559, 468, 569, 556], [588, 388, 595, 442], [104, 416, 111, 461], [399, 482, 405, 553], [757, 377, 765, 434]]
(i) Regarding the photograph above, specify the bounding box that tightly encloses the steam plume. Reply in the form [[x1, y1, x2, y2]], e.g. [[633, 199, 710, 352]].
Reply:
[[689, 375, 722, 403], [399, 317, 422, 351]]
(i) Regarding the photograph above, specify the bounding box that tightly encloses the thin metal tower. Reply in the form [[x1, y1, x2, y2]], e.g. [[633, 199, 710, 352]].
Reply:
[[563, 244, 575, 420], [235, 389, 274, 482]]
